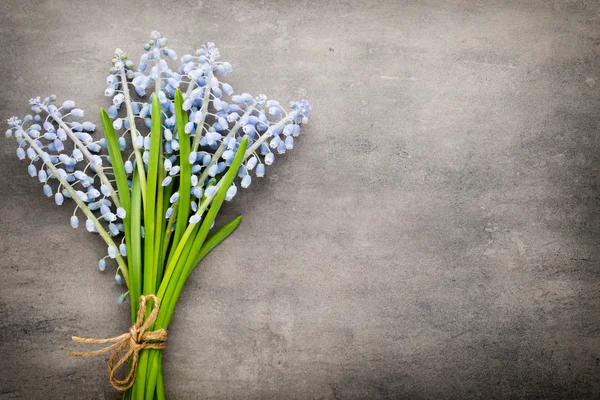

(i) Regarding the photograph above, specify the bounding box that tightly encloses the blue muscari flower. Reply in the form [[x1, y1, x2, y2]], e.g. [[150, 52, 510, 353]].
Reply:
[[107, 246, 117, 258], [55, 192, 64, 205], [189, 215, 201, 224], [207, 163, 218, 177], [192, 186, 203, 198], [109, 223, 119, 236], [256, 164, 265, 177], [205, 186, 216, 197], [43, 184, 52, 197], [85, 219, 96, 232], [98, 259, 106, 271], [115, 273, 123, 284], [117, 293, 128, 303], [225, 184, 237, 201], [119, 243, 127, 256], [265, 152, 275, 165], [241, 174, 251, 188], [247, 156, 257, 170], [27, 164, 37, 177], [162, 176, 172, 186], [124, 160, 133, 174], [70, 215, 79, 228]]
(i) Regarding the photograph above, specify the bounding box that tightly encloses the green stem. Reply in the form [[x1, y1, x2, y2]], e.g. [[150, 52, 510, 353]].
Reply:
[[191, 68, 213, 152], [118, 63, 148, 208]]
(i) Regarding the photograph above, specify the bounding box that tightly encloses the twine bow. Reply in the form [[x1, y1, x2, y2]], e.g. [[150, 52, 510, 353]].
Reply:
[[68, 294, 167, 391]]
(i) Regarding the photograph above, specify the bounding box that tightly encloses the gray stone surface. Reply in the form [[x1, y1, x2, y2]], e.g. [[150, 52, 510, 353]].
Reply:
[[1, 0, 599, 399]]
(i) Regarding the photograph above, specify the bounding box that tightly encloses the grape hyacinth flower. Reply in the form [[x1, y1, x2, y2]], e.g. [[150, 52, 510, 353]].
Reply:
[[5, 30, 311, 399]]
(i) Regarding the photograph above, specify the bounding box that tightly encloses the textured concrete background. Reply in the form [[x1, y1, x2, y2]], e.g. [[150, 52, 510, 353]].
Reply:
[[1, 0, 599, 399]]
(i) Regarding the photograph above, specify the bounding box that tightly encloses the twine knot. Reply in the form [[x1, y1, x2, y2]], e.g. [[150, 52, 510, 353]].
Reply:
[[68, 295, 167, 391]]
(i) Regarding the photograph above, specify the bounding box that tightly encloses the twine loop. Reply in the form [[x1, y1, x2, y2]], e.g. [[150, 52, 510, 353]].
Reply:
[[68, 294, 167, 391]]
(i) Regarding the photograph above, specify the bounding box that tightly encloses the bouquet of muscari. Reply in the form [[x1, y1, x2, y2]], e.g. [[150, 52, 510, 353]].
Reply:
[[5, 31, 310, 399]]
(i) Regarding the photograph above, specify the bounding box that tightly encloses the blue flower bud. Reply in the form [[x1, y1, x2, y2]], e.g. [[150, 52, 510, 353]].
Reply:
[[43, 184, 52, 197], [241, 175, 251, 188], [85, 219, 96, 232], [109, 223, 119, 236], [27, 164, 37, 177], [63, 100, 75, 110], [207, 163, 218, 177], [116, 207, 126, 219], [225, 184, 237, 201], [205, 186, 216, 197], [113, 118, 123, 130], [71, 109, 84, 118], [189, 215, 201, 224], [247, 156, 258, 170], [70, 215, 79, 228], [222, 83, 233, 96], [91, 155, 102, 166], [169, 192, 179, 203], [55, 192, 64, 205], [124, 161, 133, 174], [108, 246, 117, 259], [193, 186, 204, 198], [76, 191, 88, 201], [107, 105, 118, 118], [119, 243, 127, 256], [256, 164, 265, 177], [115, 274, 123, 284], [16, 147, 25, 160], [72, 149, 84, 162], [222, 150, 234, 161], [270, 136, 281, 149], [191, 175, 198, 186], [265, 152, 275, 165], [161, 176, 172, 186], [104, 212, 117, 222], [38, 169, 47, 182], [98, 259, 106, 271], [277, 141, 286, 154]]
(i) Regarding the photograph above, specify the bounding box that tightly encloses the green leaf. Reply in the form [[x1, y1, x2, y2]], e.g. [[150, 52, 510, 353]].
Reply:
[[157, 136, 249, 329], [100, 107, 134, 320], [172, 89, 192, 251], [100, 108, 130, 212], [188, 216, 242, 275], [143, 93, 162, 295], [129, 172, 143, 319]]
